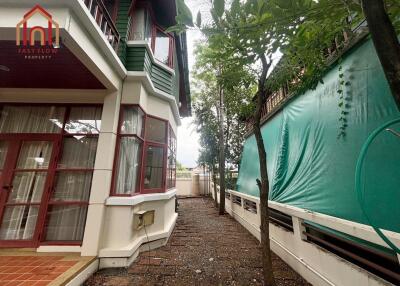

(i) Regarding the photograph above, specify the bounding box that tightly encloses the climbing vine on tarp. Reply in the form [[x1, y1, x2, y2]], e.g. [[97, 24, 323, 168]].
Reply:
[[236, 38, 400, 234], [337, 64, 352, 138]]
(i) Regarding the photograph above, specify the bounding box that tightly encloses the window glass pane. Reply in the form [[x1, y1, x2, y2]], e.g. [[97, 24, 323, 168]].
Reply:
[[130, 7, 152, 43], [65, 106, 102, 134], [0, 105, 65, 133], [144, 9, 153, 44], [131, 8, 145, 40], [0, 141, 8, 169], [8, 172, 47, 203], [120, 107, 144, 135], [17, 141, 53, 169], [52, 172, 93, 202], [58, 137, 98, 169], [145, 117, 166, 143], [115, 138, 142, 195], [0, 206, 39, 240], [144, 145, 164, 189], [154, 30, 170, 65], [44, 205, 87, 241]]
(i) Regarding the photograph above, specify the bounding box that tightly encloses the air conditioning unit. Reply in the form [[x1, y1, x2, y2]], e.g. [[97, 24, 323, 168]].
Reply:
[[133, 210, 155, 230]]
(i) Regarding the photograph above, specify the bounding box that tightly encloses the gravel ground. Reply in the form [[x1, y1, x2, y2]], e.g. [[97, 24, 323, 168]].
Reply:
[[85, 197, 311, 286]]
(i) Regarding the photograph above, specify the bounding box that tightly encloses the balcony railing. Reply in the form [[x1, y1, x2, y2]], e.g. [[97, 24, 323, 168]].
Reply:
[[245, 21, 369, 135], [245, 87, 287, 133], [82, 0, 120, 51]]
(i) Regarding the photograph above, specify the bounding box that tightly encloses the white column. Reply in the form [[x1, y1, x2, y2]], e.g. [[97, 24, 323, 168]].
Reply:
[[81, 90, 121, 256]]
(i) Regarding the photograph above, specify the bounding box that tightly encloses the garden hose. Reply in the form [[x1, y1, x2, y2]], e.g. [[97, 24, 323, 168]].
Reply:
[[355, 118, 400, 254]]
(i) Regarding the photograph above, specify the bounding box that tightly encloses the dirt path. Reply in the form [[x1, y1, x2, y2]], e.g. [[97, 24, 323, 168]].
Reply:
[[85, 197, 310, 286]]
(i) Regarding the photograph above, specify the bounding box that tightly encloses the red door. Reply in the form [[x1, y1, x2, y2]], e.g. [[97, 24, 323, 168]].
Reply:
[[0, 135, 60, 247]]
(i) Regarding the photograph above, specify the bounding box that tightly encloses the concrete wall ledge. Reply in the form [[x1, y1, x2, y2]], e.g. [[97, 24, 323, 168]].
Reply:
[[98, 212, 177, 259], [106, 189, 177, 206], [126, 71, 181, 126], [213, 185, 394, 286]]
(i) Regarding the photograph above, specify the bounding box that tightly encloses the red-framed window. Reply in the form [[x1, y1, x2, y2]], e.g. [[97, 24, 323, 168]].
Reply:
[[0, 104, 102, 246], [167, 125, 176, 189], [111, 105, 145, 196], [44, 106, 102, 244], [111, 105, 172, 196], [128, 1, 175, 68]]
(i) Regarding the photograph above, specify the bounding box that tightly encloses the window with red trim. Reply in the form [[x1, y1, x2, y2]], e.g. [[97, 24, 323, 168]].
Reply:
[[111, 106, 144, 196], [45, 106, 102, 242], [167, 125, 176, 189], [129, 3, 174, 68], [0, 104, 103, 243], [142, 116, 167, 192], [111, 106, 171, 196]]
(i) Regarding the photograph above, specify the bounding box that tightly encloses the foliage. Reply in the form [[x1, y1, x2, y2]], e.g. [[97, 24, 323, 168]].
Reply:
[[336, 64, 352, 138], [176, 161, 188, 171], [171, 0, 400, 284], [193, 41, 255, 170]]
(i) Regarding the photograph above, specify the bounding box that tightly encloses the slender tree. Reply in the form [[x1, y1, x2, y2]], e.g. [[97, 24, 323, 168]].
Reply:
[[192, 40, 254, 213], [361, 0, 400, 109], [171, 0, 400, 284]]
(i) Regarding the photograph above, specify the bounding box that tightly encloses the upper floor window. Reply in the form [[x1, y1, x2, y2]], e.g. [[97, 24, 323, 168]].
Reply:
[[131, 7, 153, 44], [154, 28, 173, 67], [129, 3, 174, 68]]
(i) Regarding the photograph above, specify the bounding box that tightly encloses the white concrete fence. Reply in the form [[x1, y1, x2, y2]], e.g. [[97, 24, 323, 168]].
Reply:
[[211, 183, 399, 286], [176, 171, 211, 197]]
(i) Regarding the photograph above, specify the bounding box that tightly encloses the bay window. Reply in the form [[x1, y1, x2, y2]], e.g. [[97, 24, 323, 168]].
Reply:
[[129, 2, 174, 68], [111, 107, 172, 195]]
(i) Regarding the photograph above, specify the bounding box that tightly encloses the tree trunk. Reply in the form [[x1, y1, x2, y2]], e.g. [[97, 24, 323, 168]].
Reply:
[[362, 0, 400, 110], [218, 84, 226, 215], [212, 164, 219, 208], [253, 55, 276, 286]]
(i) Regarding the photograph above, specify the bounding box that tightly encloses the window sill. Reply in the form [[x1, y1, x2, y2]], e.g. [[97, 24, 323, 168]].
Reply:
[[106, 188, 176, 206]]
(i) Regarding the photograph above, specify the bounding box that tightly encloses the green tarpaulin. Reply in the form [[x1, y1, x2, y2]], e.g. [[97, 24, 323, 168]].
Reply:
[[237, 37, 400, 233]]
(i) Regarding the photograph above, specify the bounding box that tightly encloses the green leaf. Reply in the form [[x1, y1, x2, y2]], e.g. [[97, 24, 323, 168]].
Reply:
[[166, 23, 185, 34], [196, 11, 202, 27], [213, 0, 225, 18], [176, 0, 194, 27], [231, 0, 240, 13]]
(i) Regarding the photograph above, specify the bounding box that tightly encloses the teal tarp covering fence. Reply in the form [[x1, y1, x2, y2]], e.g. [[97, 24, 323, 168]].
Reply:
[[237, 38, 400, 233]]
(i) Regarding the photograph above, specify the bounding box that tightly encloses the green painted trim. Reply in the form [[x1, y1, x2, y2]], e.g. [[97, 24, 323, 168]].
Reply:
[[125, 46, 173, 95], [115, 0, 132, 64]]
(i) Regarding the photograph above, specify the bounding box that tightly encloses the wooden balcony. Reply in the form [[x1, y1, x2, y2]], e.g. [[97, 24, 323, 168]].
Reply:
[[82, 0, 120, 51]]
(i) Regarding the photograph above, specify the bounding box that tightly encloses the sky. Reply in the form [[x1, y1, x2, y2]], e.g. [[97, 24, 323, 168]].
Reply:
[[176, 1, 211, 168]]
